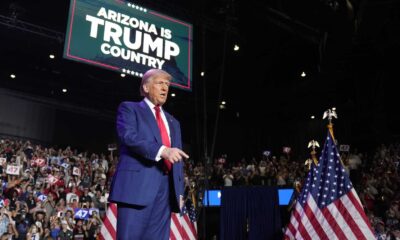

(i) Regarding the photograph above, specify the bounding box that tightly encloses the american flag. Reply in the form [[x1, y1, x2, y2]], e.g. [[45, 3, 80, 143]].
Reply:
[[99, 203, 117, 240], [170, 199, 198, 240], [284, 131, 375, 240], [99, 201, 197, 240]]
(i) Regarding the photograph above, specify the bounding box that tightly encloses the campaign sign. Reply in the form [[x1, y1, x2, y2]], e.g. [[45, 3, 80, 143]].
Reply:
[[47, 175, 59, 185], [64, 0, 193, 90], [263, 150, 271, 157], [339, 145, 350, 152], [89, 208, 100, 216], [38, 194, 48, 202], [36, 158, 46, 167], [6, 165, 20, 175], [74, 208, 90, 220], [283, 147, 291, 154], [0, 158, 6, 165], [61, 163, 70, 169], [72, 167, 81, 176]]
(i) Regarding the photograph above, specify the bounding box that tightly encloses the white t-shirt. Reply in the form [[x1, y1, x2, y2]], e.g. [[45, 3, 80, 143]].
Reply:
[[223, 174, 233, 186]]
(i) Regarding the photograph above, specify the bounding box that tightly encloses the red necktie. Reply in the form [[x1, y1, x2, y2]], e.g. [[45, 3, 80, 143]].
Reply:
[[154, 106, 172, 172]]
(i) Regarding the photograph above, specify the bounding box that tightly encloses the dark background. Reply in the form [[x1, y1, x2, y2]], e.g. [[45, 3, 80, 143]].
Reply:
[[0, 0, 399, 161]]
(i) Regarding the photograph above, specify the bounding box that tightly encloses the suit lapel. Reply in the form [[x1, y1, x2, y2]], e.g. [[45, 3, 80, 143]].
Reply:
[[139, 101, 162, 144], [164, 112, 176, 147]]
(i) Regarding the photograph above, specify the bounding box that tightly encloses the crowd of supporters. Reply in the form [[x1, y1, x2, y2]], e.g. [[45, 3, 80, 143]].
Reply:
[[1, 137, 399, 239], [0, 139, 115, 239], [185, 145, 400, 239]]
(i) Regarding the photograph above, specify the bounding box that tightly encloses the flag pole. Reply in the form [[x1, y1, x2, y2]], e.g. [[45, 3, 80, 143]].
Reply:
[[323, 108, 337, 141], [307, 140, 320, 168], [323, 108, 346, 166]]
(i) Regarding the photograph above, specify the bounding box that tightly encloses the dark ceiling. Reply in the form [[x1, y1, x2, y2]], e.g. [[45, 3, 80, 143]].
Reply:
[[0, 0, 399, 159]]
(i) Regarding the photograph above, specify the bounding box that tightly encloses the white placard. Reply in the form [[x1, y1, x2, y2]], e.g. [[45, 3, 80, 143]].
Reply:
[[6, 165, 20, 175], [35, 158, 46, 167], [339, 145, 350, 152], [47, 175, 59, 185], [283, 147, 291, 154], [72, 167, 81, 176]]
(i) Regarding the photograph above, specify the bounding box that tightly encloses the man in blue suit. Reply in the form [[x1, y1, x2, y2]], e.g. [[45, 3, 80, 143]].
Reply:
[[109, 69, 189, 239]]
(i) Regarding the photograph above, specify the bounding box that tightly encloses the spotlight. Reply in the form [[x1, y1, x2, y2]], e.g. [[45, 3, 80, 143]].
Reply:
[[62, 88, 67, 93], [233, 44, 240, 51], [49, 54, 55, 59], [200, 72, 205, 77], [120, 73, 126, 77], [171, 93, 176, 97], [221, 101, 226, 105], [10, 74, 16, 79], [332, 107, 336, 111], [301, 71, 306, 77], [311, 115, 315, 119]]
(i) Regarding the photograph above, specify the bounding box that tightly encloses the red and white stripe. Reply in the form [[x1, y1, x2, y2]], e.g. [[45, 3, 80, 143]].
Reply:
[[284, 188, 375, 240], [170, 213, 197, 240], [99, 203, 117, 240], [99, 204, 197, 240]]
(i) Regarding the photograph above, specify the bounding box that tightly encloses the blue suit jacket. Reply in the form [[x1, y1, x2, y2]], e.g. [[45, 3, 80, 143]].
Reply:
[[109, 101, 184, 212]]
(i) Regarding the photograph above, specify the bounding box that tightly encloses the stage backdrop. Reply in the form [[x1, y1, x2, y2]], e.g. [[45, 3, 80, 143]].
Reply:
[[64, 0, 193, 90], [220, 187, 282, 240], [0, 88, 115, 152], [0, 90, 55, 143]]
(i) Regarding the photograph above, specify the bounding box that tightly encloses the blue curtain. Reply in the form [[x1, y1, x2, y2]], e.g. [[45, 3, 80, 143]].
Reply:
[[220, 187, 282, 240]]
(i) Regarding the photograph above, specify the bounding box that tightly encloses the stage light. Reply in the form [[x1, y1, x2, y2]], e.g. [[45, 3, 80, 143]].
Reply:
[[49, 54, 55, 59], [311, 115, 315, 119], [221, 101, 226, 105], [120, 73, 126, 77], [62, 88, 67, 93], [171, 93, 176, 97], [219, 104, 226, 109], [332, 107, 336, 111], [200, 72, 205, 76], [10, 74, 16, 79], [301, 71, 306, 77], [234, 44, 240, 51]]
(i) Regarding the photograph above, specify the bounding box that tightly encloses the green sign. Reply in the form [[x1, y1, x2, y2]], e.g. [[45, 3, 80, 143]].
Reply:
[[64, 0, 193, 90]]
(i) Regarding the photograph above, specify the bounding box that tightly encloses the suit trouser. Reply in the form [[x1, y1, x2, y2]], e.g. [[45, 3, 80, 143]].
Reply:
[[116, 174, 171, 240]]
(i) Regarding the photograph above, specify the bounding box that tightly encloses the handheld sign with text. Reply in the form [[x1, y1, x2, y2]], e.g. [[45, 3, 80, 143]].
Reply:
[[74, 208, 90, 220], [31, 158, 46, 167], [6, 165, 20, 175], [108, 143, 117, 151], [0, 158, 6, 165], [283, 147, 291, 154], [38, 194, 48, 202], [64, 0, 193, 90], [61, 163, 69, 169], [72, 167, 81, 176], [36, 158, 46, 167], [263, 150, 271, 157], [89, 208, 100, 216], [47, 175, 59, 185], [339, 144, 350, 152]]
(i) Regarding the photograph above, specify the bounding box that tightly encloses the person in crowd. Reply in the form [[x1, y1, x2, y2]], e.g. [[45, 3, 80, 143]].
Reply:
[[57, 220, 73, 240], [223, 169, 234, 187], [26, 224, 42, 240]]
